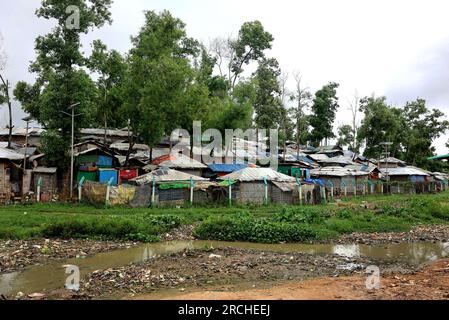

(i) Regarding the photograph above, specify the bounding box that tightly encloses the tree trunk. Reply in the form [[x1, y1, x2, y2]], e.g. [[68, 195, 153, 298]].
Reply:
[[0, 76, 13, 149]]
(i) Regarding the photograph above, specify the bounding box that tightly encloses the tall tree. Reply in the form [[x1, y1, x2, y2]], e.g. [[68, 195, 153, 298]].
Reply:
[[309, 82, 340, 146], [357, 96, 403, 159], [122, 10, 210, 161], [401, 98, 449, 168], [253, 57, 283, 131], [87, 40, 127, 143], [347, 90, 360, 152], [210, 21, 274, 91], [0, 33, 13, 148], [14, 0, 113, 167], [337, 124, 354, 148], [278, 72, 294, 160], [291, 71, 312, 156]]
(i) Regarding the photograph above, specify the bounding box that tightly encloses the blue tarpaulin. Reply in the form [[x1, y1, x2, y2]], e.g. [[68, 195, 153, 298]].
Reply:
[[303, 178, 325, 186], [410, 176, 425, 183], [99, 169, 118, 186], [207, 163, 249, 173]]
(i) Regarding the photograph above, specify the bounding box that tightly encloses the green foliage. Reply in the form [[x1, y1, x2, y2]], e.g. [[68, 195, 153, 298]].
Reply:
[[309, 82, 340, 146], [193, 214, 317, 243], [253, 58, 283, 130], [88, 40, 127, 129], [14, 0, 113, 168], [357, 96, 449, 170], [230, 21, 274, 89], [143, 214, 184, 230], [337, 124, 355, 148], [123, 10, 209, 148], [40, 129, 70, 168]]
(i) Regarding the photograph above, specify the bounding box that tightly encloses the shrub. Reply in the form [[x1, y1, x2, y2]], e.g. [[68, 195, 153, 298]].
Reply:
[[194, 215, 317, 243], [41, 219, 140, 240]]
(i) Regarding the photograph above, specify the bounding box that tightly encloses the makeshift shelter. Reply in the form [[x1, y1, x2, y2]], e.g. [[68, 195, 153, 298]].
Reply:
[[310, 166, 370, 196], [204, 163, 252, 179], [308, 153, 329, 162], [130, 168, 209, 206], [109, 142, 150, 155], [144, 154, 207, 177], [75, 147, 118, 183], [33, 167, 57, 202], [0, 127, 44, 147], [317, 155, 355, 167], [0, 148, 25, 203], [377, 157, 406, 169], [315, 145, 344, 157], [219, 167, 297, 205], [380, 166, 430, 194]]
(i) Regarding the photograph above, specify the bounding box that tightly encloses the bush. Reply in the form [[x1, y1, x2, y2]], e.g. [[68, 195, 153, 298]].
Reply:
[[273, 207, 326, 224], [144, 214, 184, 231], [41, 218, 140, 239], [194, 215, 317, 243]]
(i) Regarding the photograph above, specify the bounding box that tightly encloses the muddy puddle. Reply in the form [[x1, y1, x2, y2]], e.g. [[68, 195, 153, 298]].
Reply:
[[1, 240, 448, 297]]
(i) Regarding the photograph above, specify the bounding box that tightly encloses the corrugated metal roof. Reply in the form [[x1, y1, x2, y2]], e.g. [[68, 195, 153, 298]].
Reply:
[[153, 154, 207, 169], [379, 157, 406, 164], [207, 163, 250, 173], [308, 154, 329, 161], [311, 166, 369, 177], [16, 147, 37, 156], [0, 147, 25, 160], [110, 142, 150, 151], [130, 168, 207, 185], [0, 127, 45, 136], [219, 167, 295, 182], [318, 155, 355, 165], [80, 128, 130, 137], [379, 166, 429, 176], [33, 167, 57, 174], [432, 172, 449, 180], [272, 181, 297, 192], [345, 164, 379, 173]]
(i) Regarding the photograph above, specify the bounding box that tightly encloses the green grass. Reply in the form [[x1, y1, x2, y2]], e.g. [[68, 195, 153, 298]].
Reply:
[[0, 192, 448, 242]]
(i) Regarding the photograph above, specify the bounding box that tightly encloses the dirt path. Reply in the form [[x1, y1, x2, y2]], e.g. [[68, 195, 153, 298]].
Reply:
[[154, 259, 449, 300]]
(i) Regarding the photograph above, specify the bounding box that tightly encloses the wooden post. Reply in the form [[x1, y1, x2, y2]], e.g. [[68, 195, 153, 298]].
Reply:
[[263, 177, 268, 206], [78, 177, 85, 203], [151, 176, 156, 207], [295, 177, 302, 206], [321, 186, 326, 204], [190, 177, 194, 205], [36, 177, 42, 202], [228, 178, 232, 207], [105, 177, 113, 206]]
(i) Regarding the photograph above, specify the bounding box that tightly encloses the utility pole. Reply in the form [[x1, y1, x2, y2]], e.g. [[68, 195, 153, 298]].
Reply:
[[22, 116, 32, 173], [61, 102, 81, 200], [380, 140, 393, 194]]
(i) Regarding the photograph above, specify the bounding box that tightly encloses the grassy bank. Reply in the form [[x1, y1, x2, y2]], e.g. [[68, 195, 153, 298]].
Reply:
[[0, 192, 448, 242]]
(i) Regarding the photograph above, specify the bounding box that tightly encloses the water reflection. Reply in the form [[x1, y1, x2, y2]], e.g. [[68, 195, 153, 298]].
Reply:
[[1, 240, 448, 296]]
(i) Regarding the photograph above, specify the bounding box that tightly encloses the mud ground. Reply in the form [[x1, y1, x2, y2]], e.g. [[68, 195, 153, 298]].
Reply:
[[156, 259, 449, 300], [0, 239, 137, 274]]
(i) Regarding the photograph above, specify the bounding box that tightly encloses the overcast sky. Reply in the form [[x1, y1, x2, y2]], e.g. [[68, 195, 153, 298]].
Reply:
[[1, 0, 449, 153]]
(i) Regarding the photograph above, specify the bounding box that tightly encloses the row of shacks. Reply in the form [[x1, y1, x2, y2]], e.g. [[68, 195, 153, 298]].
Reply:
[[1, 127, 448, 206]]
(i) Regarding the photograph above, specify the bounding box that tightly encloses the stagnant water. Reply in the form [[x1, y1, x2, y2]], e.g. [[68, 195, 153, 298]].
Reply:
[[1, 240, 448, 296]]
